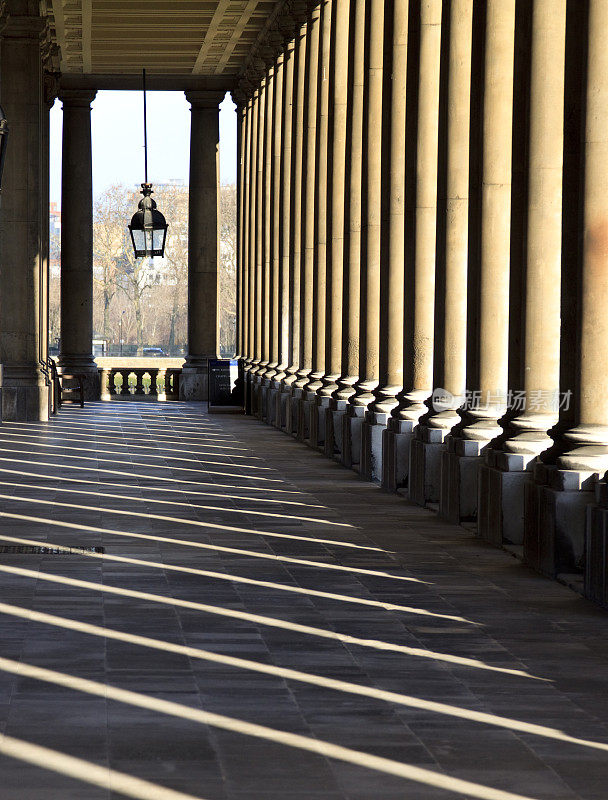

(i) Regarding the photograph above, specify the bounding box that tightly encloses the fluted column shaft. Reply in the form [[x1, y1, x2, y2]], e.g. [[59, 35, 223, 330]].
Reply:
[[397, 0, 442, 422], [351, 0, 385, 407], [558, 0, 608, 471], [426, 0, 473, 430], [279, 40, 296, 378], [241, 97, 253, 362], [236, 99, 247, 360], [336, 0, 366, 402], [248, 89, 260, 366], [296, 6, 321, 387], [288, 23, 308, 381], [310, 0, 332, 396], [269, 53, 284, 378], [459, 0, 515, 442], [372, 0, 408, 414], [502, 0, 566, 457], [261, 68, 274, 373], [58, 89, 98, 395], [324, 0, 350, 395], [254, 79, 266, 371], [181, 92, 222, 400]]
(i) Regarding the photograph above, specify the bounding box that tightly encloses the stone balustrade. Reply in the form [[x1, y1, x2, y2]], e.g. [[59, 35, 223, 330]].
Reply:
[[99, 367, 181, 401]]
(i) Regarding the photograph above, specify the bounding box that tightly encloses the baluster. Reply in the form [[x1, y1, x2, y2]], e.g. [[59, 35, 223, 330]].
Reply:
[[119, 369, 130, 395], [148, 369, 159, 396]]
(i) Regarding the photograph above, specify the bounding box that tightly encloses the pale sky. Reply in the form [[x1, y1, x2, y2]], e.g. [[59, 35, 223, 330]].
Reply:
[[49, 90, 237, 207]]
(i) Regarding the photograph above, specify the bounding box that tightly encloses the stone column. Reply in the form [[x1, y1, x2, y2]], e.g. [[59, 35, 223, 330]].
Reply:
[[235, 96, 247, 361], [180, 91, 223, 401], [269, 54, 283, 381], [257, 65, 274, 418], [295, 5, 321, 440], [393, 0, 442, 492], [260, 66, 274, 383], [477, 0, 566, 547], [267, 52, 284, 424], [276, 38, 296, 429], [248, 88, 259, 370], [307, 0, 333, 448], [335, 0, 366, 462], [57, 88, 99, 400], [363, 0, 410, 481], [0, 12, 48, 420], [536, 0, 608, 583], [343, 0, 385, 469], [244, 89, 259, 414], [235, 93, 249, 410], [323, 0, 351, 457], [409, 0, 472, 504], [441, 0, 516, 522], [286, 22, 309, 433], [250, 77, 266, 416]]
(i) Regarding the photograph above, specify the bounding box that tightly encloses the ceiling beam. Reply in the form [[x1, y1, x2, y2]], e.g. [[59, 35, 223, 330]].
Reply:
[[59, 72, 234, 91], [214, 0, 259, 75], [191, 0, 231, 74]]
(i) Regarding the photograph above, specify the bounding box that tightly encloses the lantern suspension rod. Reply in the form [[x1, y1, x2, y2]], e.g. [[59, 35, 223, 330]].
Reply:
[[142, 68, 148, 184]]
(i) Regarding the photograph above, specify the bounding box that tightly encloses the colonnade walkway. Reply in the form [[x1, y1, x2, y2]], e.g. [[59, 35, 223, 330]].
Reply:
[[0, 403, 606, 799]]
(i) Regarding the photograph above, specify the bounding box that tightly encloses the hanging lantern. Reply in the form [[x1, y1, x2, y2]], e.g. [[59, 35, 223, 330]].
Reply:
[[128, 183, 168, 257], [128, 69, 168, 258]]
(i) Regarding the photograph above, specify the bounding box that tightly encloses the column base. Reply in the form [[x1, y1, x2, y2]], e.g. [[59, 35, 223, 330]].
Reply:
[[297, 390, 315, 443], [524, 462, 595, 579], [278, 381, 294, 431], [308, 395, 331, 450], [585, 481, 608, 606], [57, 356, 100, 400], [381, 419, 416, 491], [476, 450, 536, 547], [179, 357, 215, 401], [324, 399, 347, 459], [438, 436, 484, 523], [409, 425, 448, 506], [258, 377, 271, 422], [268, 378, 282, 427], [342, 406, 365, 470], [287, 387, 302, 435], [1, 363, 48, 421], [249, 373, 262, 416], [361, 412, 389, 482]]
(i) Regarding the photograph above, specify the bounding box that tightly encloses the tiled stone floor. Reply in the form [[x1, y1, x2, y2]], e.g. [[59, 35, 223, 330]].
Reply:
[[0, 402, 606, 799]]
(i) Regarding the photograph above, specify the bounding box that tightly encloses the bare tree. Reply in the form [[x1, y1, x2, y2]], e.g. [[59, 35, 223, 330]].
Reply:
[[219, 183, 236, 355]]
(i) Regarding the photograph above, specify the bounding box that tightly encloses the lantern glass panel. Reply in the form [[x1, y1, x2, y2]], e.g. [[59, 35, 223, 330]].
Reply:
[[131, 228, 146, 253], [153, 227, 166, 252]]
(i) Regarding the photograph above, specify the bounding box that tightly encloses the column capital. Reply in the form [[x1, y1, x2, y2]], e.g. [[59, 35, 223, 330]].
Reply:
[[185, 90, 225, 110], [43, 70, 61, 109], [58, 88, 97, 108]]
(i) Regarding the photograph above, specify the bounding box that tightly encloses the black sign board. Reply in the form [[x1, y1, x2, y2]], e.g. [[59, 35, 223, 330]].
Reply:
[[208, 359, 244, 412]]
